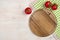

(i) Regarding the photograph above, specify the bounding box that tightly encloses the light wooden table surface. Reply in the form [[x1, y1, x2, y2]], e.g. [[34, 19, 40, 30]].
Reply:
[[0, 0, 59, 40]]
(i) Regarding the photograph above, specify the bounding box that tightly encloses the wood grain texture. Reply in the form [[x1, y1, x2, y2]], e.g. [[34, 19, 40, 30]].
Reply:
[[29, 9, 57, 37]]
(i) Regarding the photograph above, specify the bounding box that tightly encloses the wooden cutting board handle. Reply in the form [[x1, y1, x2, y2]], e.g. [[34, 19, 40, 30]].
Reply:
[[29, 9, 57, 37]]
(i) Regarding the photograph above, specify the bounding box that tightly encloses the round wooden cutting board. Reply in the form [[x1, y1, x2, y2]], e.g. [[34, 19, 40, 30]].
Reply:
[[29, 9, 57, 37]]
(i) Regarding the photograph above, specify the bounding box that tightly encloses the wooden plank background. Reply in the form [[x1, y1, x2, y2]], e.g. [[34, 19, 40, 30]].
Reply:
[[0, 0, 59, 40]]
